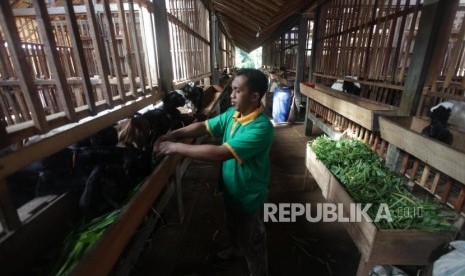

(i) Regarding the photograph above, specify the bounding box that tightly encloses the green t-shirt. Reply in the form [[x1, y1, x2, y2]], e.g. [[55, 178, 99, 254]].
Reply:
[[206, 106, 274, 213]]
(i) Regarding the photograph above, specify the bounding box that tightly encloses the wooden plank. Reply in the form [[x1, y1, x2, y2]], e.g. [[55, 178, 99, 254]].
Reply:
[[419, 164, 431, 188], [0, 178, 21, 231], [369, 230, 451, 264], [379, 116, 465, 184], [63, 0, 96, 114], [455, 187, 465, 213], [0, 193, 80, 275], [34, 0, 77, 122], [300, 83, 397, 130], [84, 0, 113, 107], [128, 1, 146, 93], [430, 172, 441, 194], [440, 179, 454, 204], [0, 1, 48, 132]]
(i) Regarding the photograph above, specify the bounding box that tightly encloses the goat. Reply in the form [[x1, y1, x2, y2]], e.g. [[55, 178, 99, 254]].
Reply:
[[141, 91, 186, 147], [421, 106, 452, 144], [331, 76, 361, 96], [430, 100, 465, 130], [178, 82, 204, 113], [7, 145, 152, 211]]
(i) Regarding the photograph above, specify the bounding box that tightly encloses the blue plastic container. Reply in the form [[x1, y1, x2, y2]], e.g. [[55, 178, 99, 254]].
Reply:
[[272, 87, 291, 123]]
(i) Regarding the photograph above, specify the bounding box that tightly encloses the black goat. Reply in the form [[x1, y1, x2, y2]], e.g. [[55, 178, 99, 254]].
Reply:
[[7, 144, 152, 212], [179, 83, 204, 113], [141, 91, 186, 147], [421, 106, 452, 144], [342, 79, 361, 96]]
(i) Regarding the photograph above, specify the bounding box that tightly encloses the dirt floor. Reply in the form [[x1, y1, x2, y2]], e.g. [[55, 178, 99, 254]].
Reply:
[[132, 123, 360, 276]]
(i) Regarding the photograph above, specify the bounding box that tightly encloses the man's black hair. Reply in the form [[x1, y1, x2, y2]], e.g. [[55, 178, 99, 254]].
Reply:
[[235, 68, 268, 99]]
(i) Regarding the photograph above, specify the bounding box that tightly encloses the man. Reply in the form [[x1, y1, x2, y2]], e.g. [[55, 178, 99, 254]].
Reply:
[[154, 68, 274, 276]]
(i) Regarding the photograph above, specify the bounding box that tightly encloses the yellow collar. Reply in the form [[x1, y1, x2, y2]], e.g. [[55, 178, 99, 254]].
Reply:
[[232, 106, 264, 125]]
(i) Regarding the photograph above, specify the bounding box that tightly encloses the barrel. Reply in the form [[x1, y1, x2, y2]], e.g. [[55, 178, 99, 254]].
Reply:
[[272, 87, 292, 123]]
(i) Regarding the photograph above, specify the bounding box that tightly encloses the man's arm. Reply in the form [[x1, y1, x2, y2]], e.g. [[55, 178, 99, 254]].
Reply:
[[166, 121, 209, 140], [153, 121, 209, 152], [156, 142, 233, 161]]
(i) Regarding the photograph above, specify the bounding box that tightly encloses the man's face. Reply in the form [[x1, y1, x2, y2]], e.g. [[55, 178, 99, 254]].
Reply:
[[230, 75, 258, 113]]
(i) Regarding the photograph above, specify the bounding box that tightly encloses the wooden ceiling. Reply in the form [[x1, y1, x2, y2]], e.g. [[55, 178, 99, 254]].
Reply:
[[203, 0, 317, 52], [9, 0, 316, 52]]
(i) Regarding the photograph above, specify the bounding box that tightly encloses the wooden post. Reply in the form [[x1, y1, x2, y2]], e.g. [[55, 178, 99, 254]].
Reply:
[[304, 3, 320, 136], [399, 0, 458, 116], [63, 0, 96, 114], [84, 0, 114, 107], [0, 1, 48, 132], [153, 0, 174, 95], [294, 15, 308, 119], [210, 12, 220, 85], [385, 143, 405, 173]]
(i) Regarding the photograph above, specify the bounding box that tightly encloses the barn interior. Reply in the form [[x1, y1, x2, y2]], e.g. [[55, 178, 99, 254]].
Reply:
[[0, 0, 465, 275]]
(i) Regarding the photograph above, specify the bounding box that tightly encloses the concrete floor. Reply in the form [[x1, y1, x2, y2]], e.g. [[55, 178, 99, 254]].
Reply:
[[132, 123, 360, 276]]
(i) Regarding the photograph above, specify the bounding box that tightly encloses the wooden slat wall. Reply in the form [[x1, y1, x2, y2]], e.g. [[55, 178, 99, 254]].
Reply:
[[0, 3, 161, 144], [166, 0, 211, 84], [313, 0, 423, 107]]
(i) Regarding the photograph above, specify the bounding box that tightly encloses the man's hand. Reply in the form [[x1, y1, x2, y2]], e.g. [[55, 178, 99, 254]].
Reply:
[[154, 141, 178, 158], [152, 133, 171, 155]]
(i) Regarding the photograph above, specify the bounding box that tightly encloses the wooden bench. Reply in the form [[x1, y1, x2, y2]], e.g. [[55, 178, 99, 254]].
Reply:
[[380, 116, 465, 216]]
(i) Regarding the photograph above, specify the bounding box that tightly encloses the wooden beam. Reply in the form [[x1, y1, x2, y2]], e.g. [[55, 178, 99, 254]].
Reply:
[[294, 14, 308, 115], [63, 0, 96, 114], [84, 0, 114, 107], [211, 13, 219, 85], [153, 0, 174, 94], [0, 1, 48, 132], [213, 2, 268, 29]]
